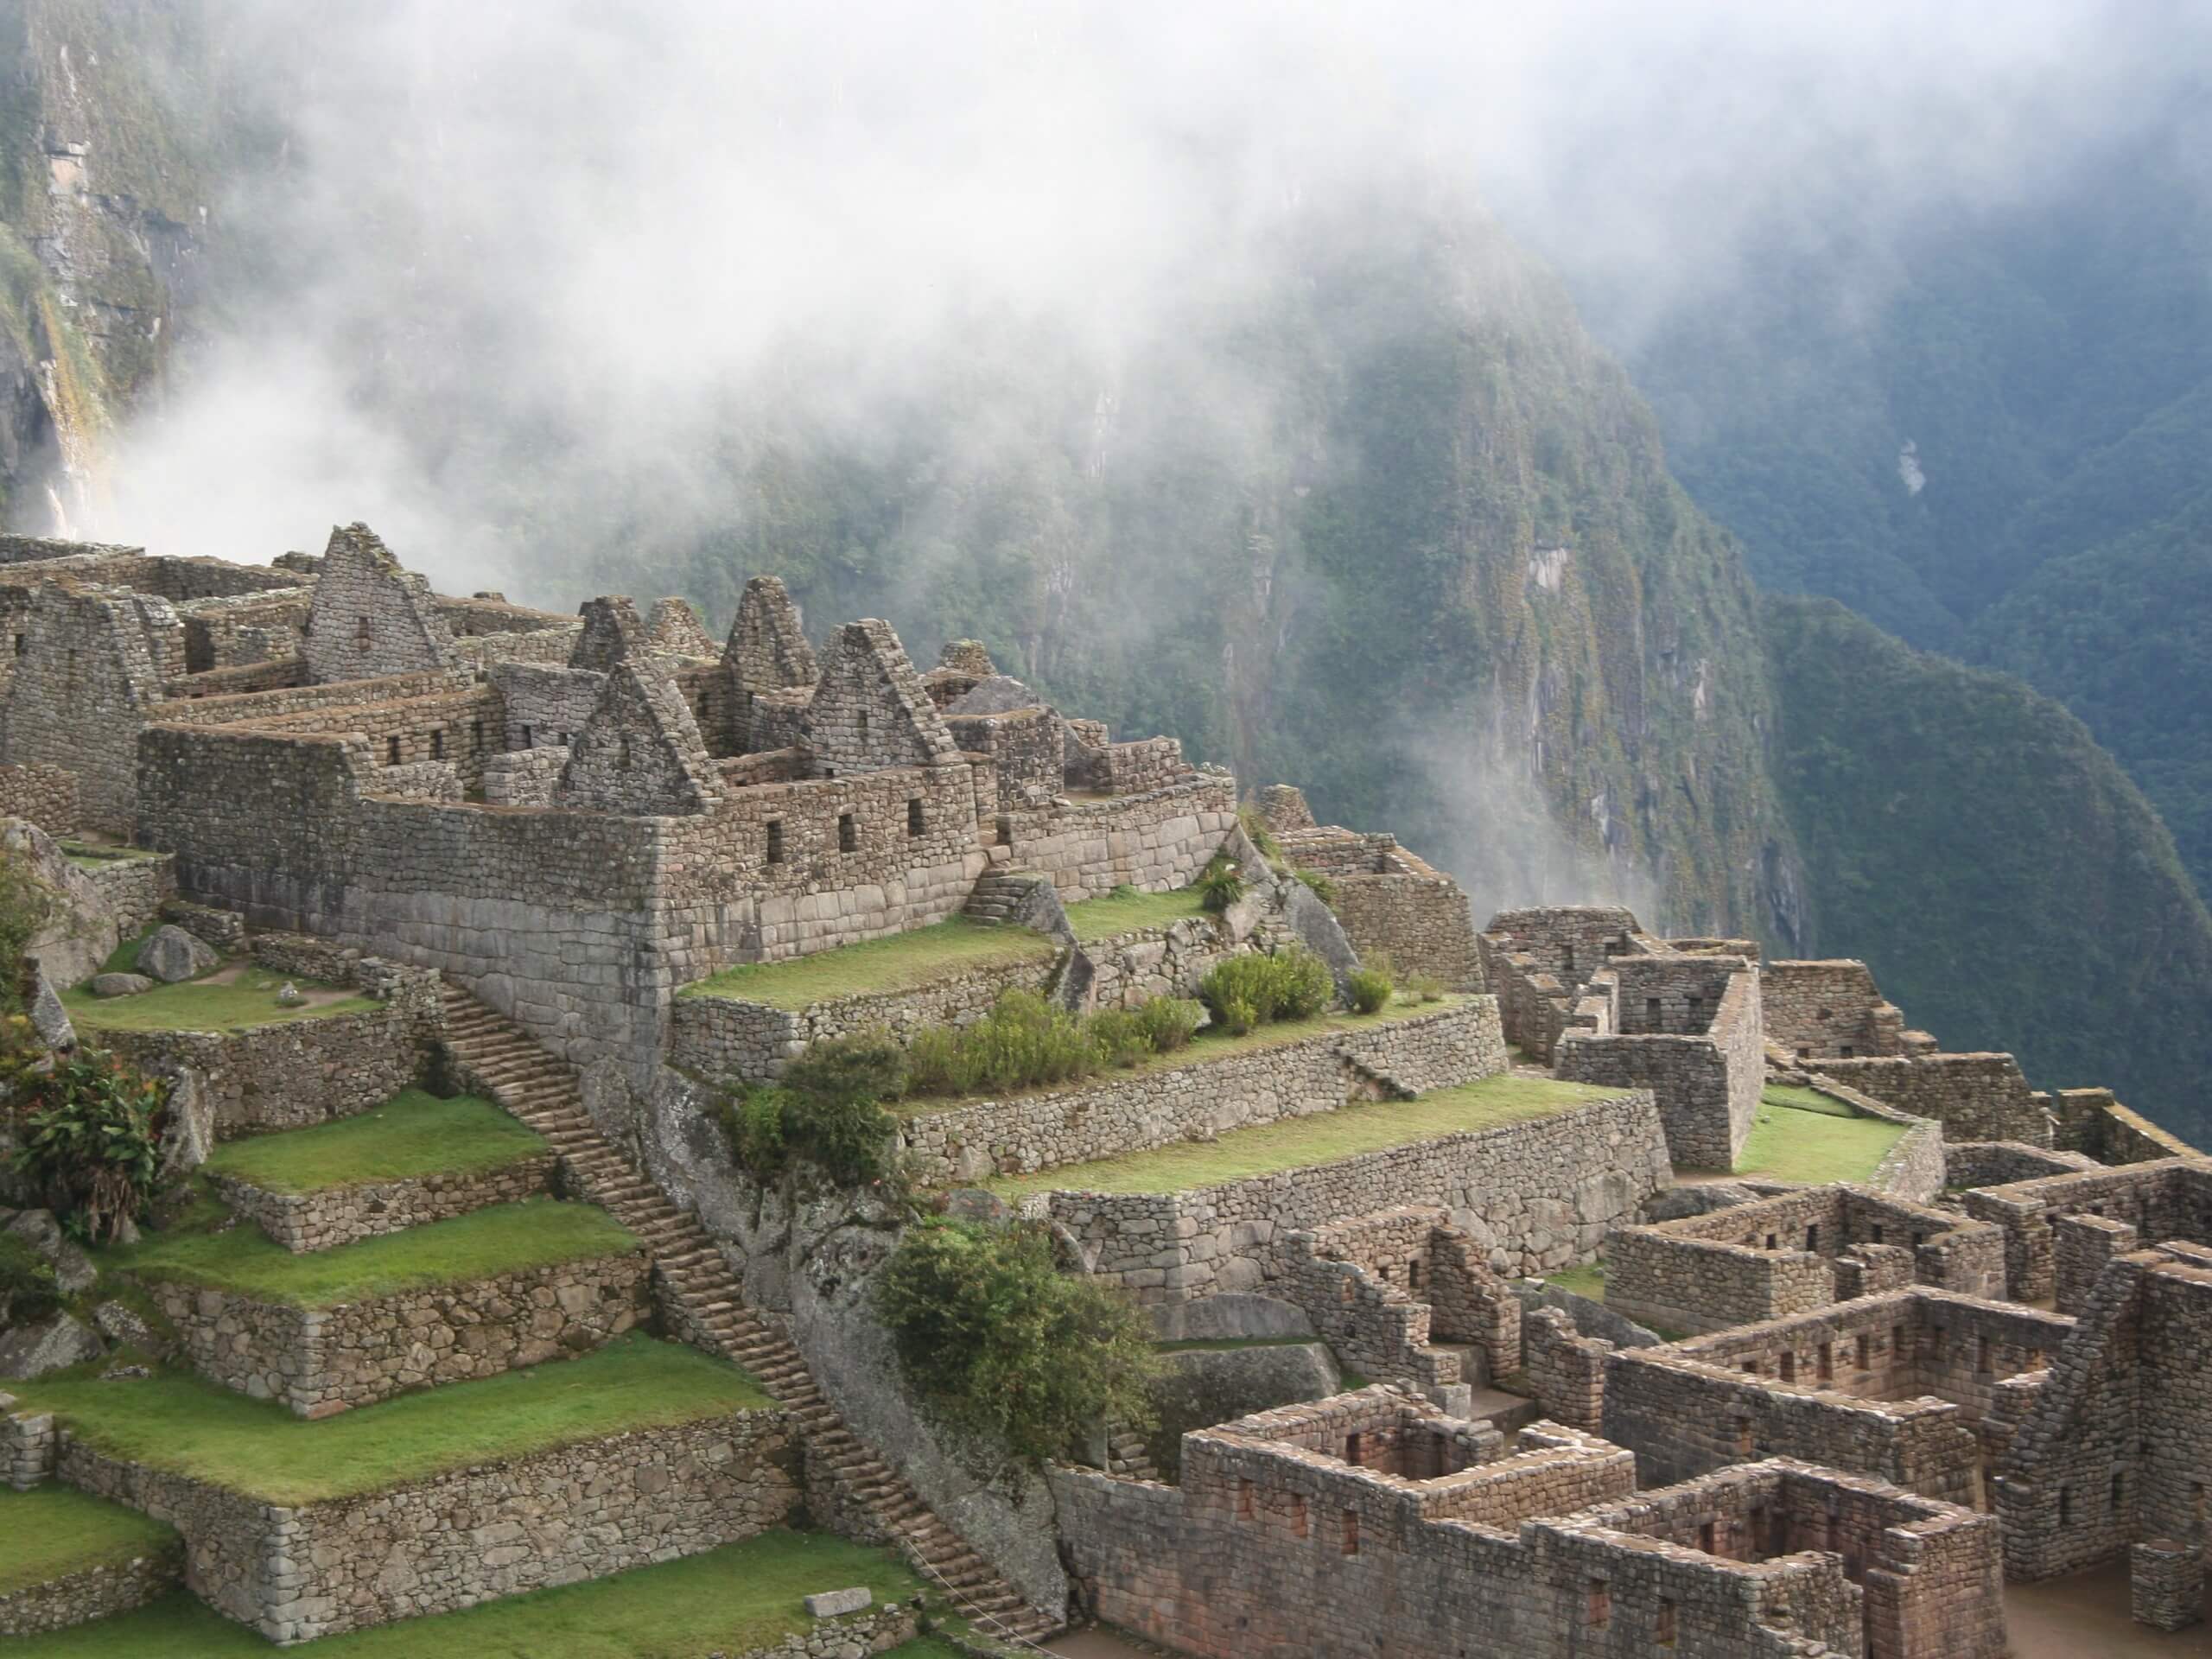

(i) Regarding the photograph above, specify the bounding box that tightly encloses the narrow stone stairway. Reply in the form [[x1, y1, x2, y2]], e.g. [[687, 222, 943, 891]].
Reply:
[[961, 869, 1055, 925], [435, 983, 1064, 1649], [1103, 1426, 1158, 1481]]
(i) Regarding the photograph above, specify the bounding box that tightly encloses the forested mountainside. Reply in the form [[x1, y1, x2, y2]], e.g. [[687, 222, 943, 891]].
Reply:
[[1765, 594, 2212, 1141], [5, 3, 2210, 1132], [1612, 100, 2212, 910]]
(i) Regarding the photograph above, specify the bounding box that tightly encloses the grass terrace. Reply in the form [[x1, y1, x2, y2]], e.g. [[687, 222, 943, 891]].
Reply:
[[0, 1485, 176, 1597], [104, 1197, 636, 1306], [63, 960, 378, 1033], [1729, 1094, 1907, 1185], [0, 1531, 926, 1657], [202, 1090, 545, 1192], [1544, 1261, 1609, 1302], [5, 1332, 769, 1504], [982, 1072, 1621, 1198], [1062, 882, 1210, 942], [680, 915, 1058, 1010], [902, 993, 1469, 1110], [57, 838, 166, 871]]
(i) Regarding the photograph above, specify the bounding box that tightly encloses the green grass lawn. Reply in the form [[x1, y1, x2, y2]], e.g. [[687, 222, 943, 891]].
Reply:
[[680, 916, 1058, 1010], [104, 1198, 635, 1307], [901, 994, 1466, 1111], [63, 963, 378, 1033], [1760, 1083, 1859, 1117], [1730, 1101, 1906, 1185], [0, 1531, 924, 1657], [203, 1090, 545, 1193], [1544, 1262, 1608, 1301], [0, 1486, 177, 1596], [6, 1333, 768, 1504], [982, 1071, 1623, 1198], [1063, 883, 1209, 942]]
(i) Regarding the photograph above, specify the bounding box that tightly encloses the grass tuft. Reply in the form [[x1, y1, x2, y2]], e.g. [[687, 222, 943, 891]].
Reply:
[[203, 1090, 545, 1193], [6, 1332, 769, 1504], [1062, 884, 1210, 942], [681, 917, 1057, 1011], [981, 1071, 1622, 1198], [1730, 1101, 1905, 1185], [105, 1198, 635, 1307], [0, 1486, 176, 1596], [0, 1531, 924, 1657]]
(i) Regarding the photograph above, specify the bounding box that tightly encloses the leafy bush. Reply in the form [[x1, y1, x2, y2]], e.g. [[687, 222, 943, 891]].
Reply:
[[874, 1217, 1159, 1462], [906, 990, 1101, 1096], [1134, 996, 1202, 1053], [1406, 973, 1446, 1003], [6, 1048, 168, 1243], [1198, 949, 1334, 1030], [1195, 853, 1244, 915], [0, 1233, 60, 1325], [1087, 1009, 1151, 1069], [718, 1030, 903, 1186], [1347, 964, 1394, 1014]]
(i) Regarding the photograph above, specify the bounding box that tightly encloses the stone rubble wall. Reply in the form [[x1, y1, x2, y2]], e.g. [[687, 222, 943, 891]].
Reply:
[[0, 1540, 182, 1636], [60, 1409, 798, 1643], [300, 524, 455, 685], [3, 1396, 58, 1488], [1943, 1141, 2098, 1193], [1522, 1306, 1610, 1430], [0, 584, 169, 836], [480, 744, 569, 806], [252, 684, 504, 795], [149, 1249, 652, 1416], [1817, 1052, 2050, 1145], [150, 666, 469, 729], [999, 778, 1236, 899], [1031, 1088, 1669, 1301], [1101, 736, 1189, 796], [0, 760, 77, 832], [1960, 1157, 2212, 1303], [1326, 872, 1481, 991], [161, 657, 308, 698], [1759, 959, 1907, 1059], [1281, 1210, 1521, 1392], [944, 706, 1062, 801], [901, 999, 1505, 1184], [489, 662, 605, 753], [1554, 958, 1762, 1169], [76, 851, 174, 938], [207, 1154, 560, 1254], [2047, 1088, 2202, 1165]]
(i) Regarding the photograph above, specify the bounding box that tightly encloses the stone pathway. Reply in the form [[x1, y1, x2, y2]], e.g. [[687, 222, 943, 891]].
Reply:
[[435, 983, 1063, 1649]]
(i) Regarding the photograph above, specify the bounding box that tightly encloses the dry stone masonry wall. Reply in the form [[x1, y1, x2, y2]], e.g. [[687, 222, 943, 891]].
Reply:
[[207, 1154, 559, 1254]]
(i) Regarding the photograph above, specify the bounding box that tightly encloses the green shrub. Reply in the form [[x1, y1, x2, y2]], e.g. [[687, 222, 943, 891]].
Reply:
[[906, 990, 1103, 1096], [1293, 868, 1337, 906], [6, 1048, 168, 1243], [718, 1030, 904, 1186], [1199, 949, 1333, 1029], [0, 847, 51, 1019], [0, 1233, 60, 1325], [1134, 996, 1202, 1053], [1217, 993, 1259, 1036], [1269, 949, 1335, 1020], [1195, 854, 1244, 915], [1347, 965, 1394, 1014], [874, 1217, 1160, 1462], [1087, 1009, 1151, 1069], [780, 1031, 908, 1106], [1407, 973, 1446, 1003]]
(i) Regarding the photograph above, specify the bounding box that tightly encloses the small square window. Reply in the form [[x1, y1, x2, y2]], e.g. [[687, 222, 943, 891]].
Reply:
[[907, 798, 925, 837], [386, 735, 402, 766], [766, 820, 785, 864], [838, 812, 858, 853], [429, 729, 444, 760], [1340, 1510, 1359, 1556], [1656, 1597, 1678, 1647]]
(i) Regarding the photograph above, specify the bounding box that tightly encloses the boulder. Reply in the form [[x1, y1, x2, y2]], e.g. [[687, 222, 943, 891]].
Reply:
[[156, 1068, 215, 1179], [1640, 1180, 1759, 1223], [136, 925, 219, 984], [1, 818, 120, 991], [1142, 1341, 1341, 1478], [90, 973, 153, 998], [0, 1313, 104, 1380], [25, 968, 73, 1051], [4, 1209, 97, 1294], [1151, 1294, 1315, 1343]]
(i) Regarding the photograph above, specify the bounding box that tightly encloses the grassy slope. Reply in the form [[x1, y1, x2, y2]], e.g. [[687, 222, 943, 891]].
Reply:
[[63, 963, 378, 1032], [900, 994, 1465, 1109], [680, 916, 1057, 1010], [7, 1334, 767, 1504], [1731, 1102, 1904, 1186], [1062, 885, 1209, 942], [0, 1486, 175, 1596], [107, 1198, 634, 1306], [0, 1534, 925, 1658], [982, 1073, 1621, 1198], [203, 1090, 544, 1193], [1766, 593, 2212, 1142]]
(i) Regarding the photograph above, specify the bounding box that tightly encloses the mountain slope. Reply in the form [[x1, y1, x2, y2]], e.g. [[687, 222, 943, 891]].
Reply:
[[1765, 593, 2212, 1137]]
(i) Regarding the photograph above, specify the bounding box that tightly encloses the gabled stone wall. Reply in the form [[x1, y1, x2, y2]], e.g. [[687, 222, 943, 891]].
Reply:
[[0, 583, 171, 834], [1761, 959, 1906, 1059], [301, 524, 454, 684]]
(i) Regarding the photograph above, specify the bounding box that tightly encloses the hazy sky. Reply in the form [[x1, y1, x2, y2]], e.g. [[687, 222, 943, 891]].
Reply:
[[87, 0, 2201, 594]]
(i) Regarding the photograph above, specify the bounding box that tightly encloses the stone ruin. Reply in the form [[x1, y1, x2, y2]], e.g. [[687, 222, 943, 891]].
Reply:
[[0, 530, 2203, 1654]]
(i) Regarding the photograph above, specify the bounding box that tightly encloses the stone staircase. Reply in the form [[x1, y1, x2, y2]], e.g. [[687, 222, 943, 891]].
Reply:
[[961, 870, 1052, 926], [434, 984, 1063, 1649], [1103, 1426, 1158, 1481]]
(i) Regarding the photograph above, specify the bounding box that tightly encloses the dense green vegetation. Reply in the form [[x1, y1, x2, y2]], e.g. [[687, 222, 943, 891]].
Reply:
[[680, 917, 1055, 1009], [0, 1534, 926, 1657], [201, 1090, 544, 1192], [7, 1047, 168, 1243], [1729, 1102, 1904, 1186], [875, 1217, 1159, 1461], [108, 1198, 637, 1306], [0, 1484, 175, 1596], [906, 988, 1203, 1097], [982, 1072, 1619, 1198], [8, 1333, 767, 1503], [1764, 595, 2212, 1141]]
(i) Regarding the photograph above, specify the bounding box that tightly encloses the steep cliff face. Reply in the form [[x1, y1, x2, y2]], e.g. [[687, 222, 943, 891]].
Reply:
[[0, 0, 227, 531]]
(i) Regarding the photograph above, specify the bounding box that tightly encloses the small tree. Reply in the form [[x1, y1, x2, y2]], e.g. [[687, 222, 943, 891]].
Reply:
[[875, 1217, 1160, 1462], [7, 1048, 168, 1243]]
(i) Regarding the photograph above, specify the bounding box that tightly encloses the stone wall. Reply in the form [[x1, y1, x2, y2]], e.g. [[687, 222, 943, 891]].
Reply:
[[1101, 736, 1190, 795], [2048, 1087, 2202, 1165], [1281, 1209, 1520, 1394], [1328, 871, 1479, 991], [1943, 1141, 2095, 1193], [1554, 957, 1763, 1168], [208, 1154, 559, 1253], [1605, 1288, 2075, 1502], [1032, 1088, 1669, 1300], [1760, 959, 1906, 1058], [944, 706, 1062, 801], [76, 850, 174, 937], [0, 583, 169, 835], [0, 1538, 181, 1635], [0, 761, 76, 831], [1522, 1306, 1610, 1429], [1960, 1156, 2212, 1304], [904, 999, 1505, 1183], [150, 665, 468, 729], [149, 1249, 651, 1416], [1818, 1052, 2050, 1145], [61, 1408, 798, 1643], [491, 661, 605, 752], [300, 524, 454, 684], [1605, 1185, 2006, 1335], [999, 777, 1236, 899], [481, 745, 569, 806]]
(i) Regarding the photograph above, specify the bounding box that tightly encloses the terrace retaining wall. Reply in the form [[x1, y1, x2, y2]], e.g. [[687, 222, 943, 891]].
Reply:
[[0, 1540, 183, 1635], [207, 1155, 561, 1253]]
